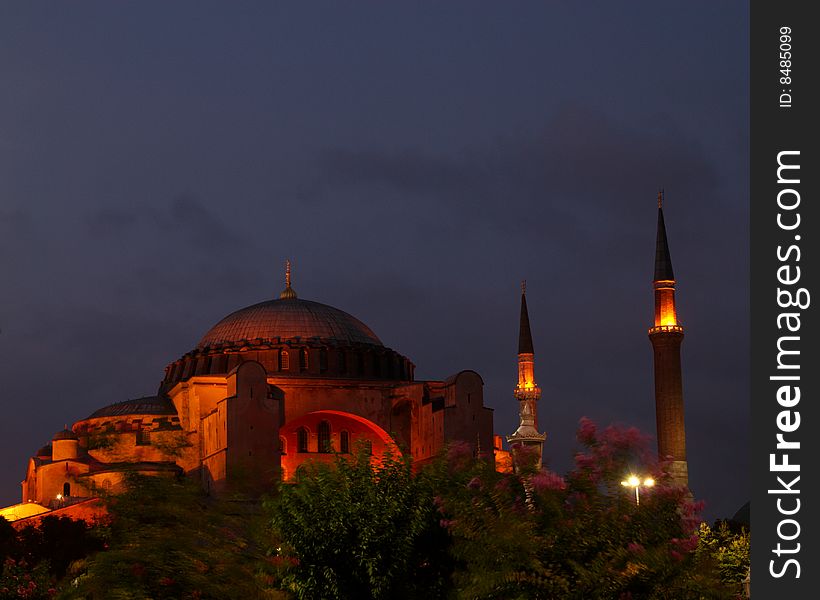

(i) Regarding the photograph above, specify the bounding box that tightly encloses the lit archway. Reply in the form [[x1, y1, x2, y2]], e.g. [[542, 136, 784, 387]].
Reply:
[[279, 410, 400, 480]]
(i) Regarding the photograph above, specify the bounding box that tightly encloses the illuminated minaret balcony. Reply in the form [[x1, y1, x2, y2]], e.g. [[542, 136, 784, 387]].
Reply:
[[648, 278, 684, 335], [515, 351, 540, 401]]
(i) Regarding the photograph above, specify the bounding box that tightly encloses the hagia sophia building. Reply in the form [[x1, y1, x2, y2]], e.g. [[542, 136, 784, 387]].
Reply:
[[1, 197, 689, 523]]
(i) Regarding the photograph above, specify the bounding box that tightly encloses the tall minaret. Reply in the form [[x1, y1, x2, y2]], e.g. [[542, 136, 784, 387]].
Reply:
[[507, 281, 546, 470], [649, 191, 689, 487]]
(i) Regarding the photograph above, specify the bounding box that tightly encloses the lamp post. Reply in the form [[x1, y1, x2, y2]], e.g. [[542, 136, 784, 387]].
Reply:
[[620, 475, 655, 505]]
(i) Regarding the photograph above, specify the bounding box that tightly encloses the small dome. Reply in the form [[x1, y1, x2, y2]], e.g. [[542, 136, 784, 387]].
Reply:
[[52, 429, 78, 441], [198, 298, 383, 348], [36, 444, 52, 457]]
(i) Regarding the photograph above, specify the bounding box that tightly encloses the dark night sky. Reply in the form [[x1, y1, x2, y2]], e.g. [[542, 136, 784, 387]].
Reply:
[[0, 2, 748, 521]]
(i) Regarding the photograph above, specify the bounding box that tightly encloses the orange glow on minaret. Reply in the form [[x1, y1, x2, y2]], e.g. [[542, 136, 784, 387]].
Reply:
[[648, 191, 688, 488], [650, 191, 683, 333], [516, 281, 538, 393], [507, 280, 546, 470]]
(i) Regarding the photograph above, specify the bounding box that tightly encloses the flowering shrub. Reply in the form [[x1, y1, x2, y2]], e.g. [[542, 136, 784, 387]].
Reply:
[[422, 418, 736, 599], [0, 558, 55, 600], [261, 418, 741, 598]]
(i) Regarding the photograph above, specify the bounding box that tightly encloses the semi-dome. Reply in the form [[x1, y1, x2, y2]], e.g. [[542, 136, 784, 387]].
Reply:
[[198, 297, 383, 348], [86, 396, 177, 420]]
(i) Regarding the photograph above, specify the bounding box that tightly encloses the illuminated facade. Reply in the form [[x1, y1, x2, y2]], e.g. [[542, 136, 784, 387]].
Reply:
[[19, 264, 494, 505], [506, 282, 546, 470], [649, 193, 689, 487], [14, 199, 693, 511]]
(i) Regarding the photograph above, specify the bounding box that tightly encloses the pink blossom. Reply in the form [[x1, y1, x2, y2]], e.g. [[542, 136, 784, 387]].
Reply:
[[577, 417, 597, 445], [672, 534, 699, 554], [670, 549, 684, 561], [531, 471, 566, 492], [627, 542, 645, 555]]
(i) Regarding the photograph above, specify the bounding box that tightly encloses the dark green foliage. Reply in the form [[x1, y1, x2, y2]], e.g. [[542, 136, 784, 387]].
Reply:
[[695, 521, 750, 594], [0, 519, 14, 564], [267, 448, 451, 600], [65, 474, 287, 600], [1, 515, 101, 598], [15, 516, 104, 579]]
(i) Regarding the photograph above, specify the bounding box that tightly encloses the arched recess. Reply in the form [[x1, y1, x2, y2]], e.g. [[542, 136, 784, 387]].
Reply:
[[279, 410, 399, 481]]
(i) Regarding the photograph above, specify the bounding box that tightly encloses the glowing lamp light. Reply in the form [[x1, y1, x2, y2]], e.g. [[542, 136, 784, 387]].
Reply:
[[56, 493, 63, 501], [620, 474, 655, 505]]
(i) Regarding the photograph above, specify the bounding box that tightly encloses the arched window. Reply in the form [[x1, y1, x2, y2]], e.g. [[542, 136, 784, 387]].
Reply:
[[297, 427, 308, 453], [356, 352, 364, 376], [279, 437, 287, 455], [318, 420, 331, 453], [372, 354, 381, 377], [340, 430, 350, 454], [102, 479, 112, 493], [338, 350, 347, 374], [279, 350, 290, 371], [300, 348, 309, 372], [363, 440, 373, 456], [319, 348, 328, 373], [63, 482, 71, 497]]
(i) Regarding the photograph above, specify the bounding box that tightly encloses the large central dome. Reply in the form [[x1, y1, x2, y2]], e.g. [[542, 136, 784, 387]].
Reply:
[[198, 297, 383, 348]]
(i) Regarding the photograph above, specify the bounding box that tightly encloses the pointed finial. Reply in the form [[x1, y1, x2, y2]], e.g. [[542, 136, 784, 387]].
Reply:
[[654, 195, 675, 281], [279, 259, 298, 299], [518, 283, 534, 355]]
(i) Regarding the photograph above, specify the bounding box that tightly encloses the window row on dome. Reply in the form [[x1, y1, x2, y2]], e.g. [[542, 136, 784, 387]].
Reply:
[[163, 345, 414, 384]]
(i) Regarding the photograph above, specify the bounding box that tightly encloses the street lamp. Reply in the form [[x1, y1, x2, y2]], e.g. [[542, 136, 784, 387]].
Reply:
[[621, 474, 655, 505]]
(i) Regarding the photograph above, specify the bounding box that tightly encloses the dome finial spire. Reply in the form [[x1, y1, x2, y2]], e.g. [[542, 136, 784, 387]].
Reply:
[[658, 188, 664, 209], [279, 259, 298, 299]]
